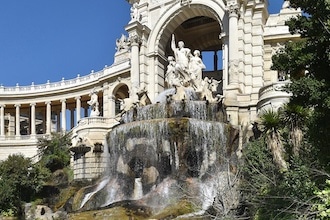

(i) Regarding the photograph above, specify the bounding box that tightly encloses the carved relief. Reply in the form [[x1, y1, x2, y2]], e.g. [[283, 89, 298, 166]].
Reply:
[[229, 59, 239, 84], [180, 0, 192, 6]]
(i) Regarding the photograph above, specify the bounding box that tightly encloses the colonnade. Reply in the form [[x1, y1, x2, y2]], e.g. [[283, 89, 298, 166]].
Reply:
[[0, 96, 95, 138]]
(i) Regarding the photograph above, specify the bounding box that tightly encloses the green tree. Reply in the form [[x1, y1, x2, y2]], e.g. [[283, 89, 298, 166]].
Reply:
[[0, 154, 48, 216], [272, 0, 330, 170], [259, 110, 287, 171], [313, 179, 330, 219], [281, 103, 310, 156], [37, 132, 71, 172]]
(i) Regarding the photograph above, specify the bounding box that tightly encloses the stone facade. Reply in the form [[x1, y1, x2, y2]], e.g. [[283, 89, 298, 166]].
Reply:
[[0, 0, 300, 179]]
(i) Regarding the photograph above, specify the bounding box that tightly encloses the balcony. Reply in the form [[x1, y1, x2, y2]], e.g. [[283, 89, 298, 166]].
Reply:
[[257, 80, 291, 113]]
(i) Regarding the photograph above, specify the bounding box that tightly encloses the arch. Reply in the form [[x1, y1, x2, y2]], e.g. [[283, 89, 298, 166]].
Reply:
[[147, 1, 227, 56]]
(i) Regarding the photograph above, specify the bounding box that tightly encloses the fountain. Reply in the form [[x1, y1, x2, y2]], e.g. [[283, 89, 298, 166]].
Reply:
[[71, 37, 240, 219]]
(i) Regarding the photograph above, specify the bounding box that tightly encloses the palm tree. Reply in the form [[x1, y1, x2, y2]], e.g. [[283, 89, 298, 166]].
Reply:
[[281, 103, 309, 156], [260, 109, 287, 171]]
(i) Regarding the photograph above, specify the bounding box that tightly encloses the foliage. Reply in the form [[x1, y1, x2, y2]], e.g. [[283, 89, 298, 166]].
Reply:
[[313, 180, 330, 219], [280, 103, 310, 156], [259, 110, 287, 171], [0, 154, 48, 216], [241, 140, 318, 219], [38, 132, 72, 172], [271, 0, 330, 171]]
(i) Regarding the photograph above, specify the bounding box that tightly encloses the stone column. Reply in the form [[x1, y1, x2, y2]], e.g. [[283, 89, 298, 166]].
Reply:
[[130, 35, 141, 100], [227, 1, 240, 85], [109, 95, 116, 118], [15, 104, 21, 136], [75, 96, 81, 122], [30, 103, 36, 135], [45, 101, 51, 135], [0, 104, 5, 137], [61, 99, 66, 132]]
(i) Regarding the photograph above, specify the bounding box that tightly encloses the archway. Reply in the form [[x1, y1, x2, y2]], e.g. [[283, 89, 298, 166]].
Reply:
[[146, 2, 228, 98]]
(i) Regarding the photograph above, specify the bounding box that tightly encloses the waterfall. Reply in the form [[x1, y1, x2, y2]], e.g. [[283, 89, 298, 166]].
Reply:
[[77, 100, 238, 216], [133, 178, 143, 200], [80, 177, 110, 209]]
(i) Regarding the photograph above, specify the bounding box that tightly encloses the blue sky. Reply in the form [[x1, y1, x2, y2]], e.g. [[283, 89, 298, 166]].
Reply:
[[0, 0, 283, 86]]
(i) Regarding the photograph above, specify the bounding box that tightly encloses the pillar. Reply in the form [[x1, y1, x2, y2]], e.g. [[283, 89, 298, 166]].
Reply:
[[0, 104, 5, 136], [30, 103, 36, 135], [228, 1, 240, 85], [130, 35, 141, 100], [15, 104, 21, 136], [61, 99, 66, 132], [75, 96, 81, 122], [45, 101, 51, 135], [109, 95, 116, 118]]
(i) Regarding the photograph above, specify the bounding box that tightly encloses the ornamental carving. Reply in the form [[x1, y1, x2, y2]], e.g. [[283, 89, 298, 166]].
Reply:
[[115, 34, 130, 53], [180, 0, 192, 6], [227, 3, 240, 15], [129, 34, 142, 45]]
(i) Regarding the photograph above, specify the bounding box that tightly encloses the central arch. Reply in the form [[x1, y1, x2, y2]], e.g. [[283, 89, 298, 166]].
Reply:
[[145, 1, 228, 100]]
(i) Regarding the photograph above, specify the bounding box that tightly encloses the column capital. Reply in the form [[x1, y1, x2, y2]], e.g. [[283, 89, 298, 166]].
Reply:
[[14, 104, 21, 108], [75, 96, 81, 100], [45, 101, 51, 105], [0, 104, 6, 108], [129, 34, 142, 45], [30, 102, 36, 107], [60, 99, 66, 103], [227, 2, 240, 16]]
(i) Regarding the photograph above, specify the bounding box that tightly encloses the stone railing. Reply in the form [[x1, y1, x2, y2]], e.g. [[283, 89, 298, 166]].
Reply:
[[0, 59, 131, 95], [259, 80, 291, 100], [0, 69, 105, 94], [77, 117, 119, 127]]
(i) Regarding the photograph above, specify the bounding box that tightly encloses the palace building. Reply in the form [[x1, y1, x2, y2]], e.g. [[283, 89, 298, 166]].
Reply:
[[0, 0, 299, 178]]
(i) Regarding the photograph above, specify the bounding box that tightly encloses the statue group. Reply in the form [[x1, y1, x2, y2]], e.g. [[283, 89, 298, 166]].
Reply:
[[166, 34, 222, 103]]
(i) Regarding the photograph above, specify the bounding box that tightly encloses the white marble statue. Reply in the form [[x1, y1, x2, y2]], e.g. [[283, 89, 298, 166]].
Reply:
[[87, 89, 100, 117], [189, 49, 206, 90], [165, 56, 181, 88], [130, 2, 139, 22], [171, 34, 191, 85], [115, 34, 130, 53], [282, 1, 290, 9], [199, 77, 223, 103]]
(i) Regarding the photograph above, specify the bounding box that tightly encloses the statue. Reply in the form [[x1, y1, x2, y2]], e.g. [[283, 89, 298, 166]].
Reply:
[[130, 2, 139, 22], [165, 56, 181, 88], [115, 34, 129, 53], [199, 77, 223, 103], [189, 50, 206, 90], [165, 34, 223, 103], [88, 89, 100, 117], [171, 34, 191, 84], [282, 1, 290, 9]]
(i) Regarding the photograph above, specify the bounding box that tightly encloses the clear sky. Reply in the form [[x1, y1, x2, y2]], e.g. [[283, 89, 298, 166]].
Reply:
[[0, 0, 283, 87]]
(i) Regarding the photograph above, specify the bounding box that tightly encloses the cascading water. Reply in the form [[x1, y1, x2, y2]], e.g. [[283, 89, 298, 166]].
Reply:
[[77, 97, 239, 217]]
